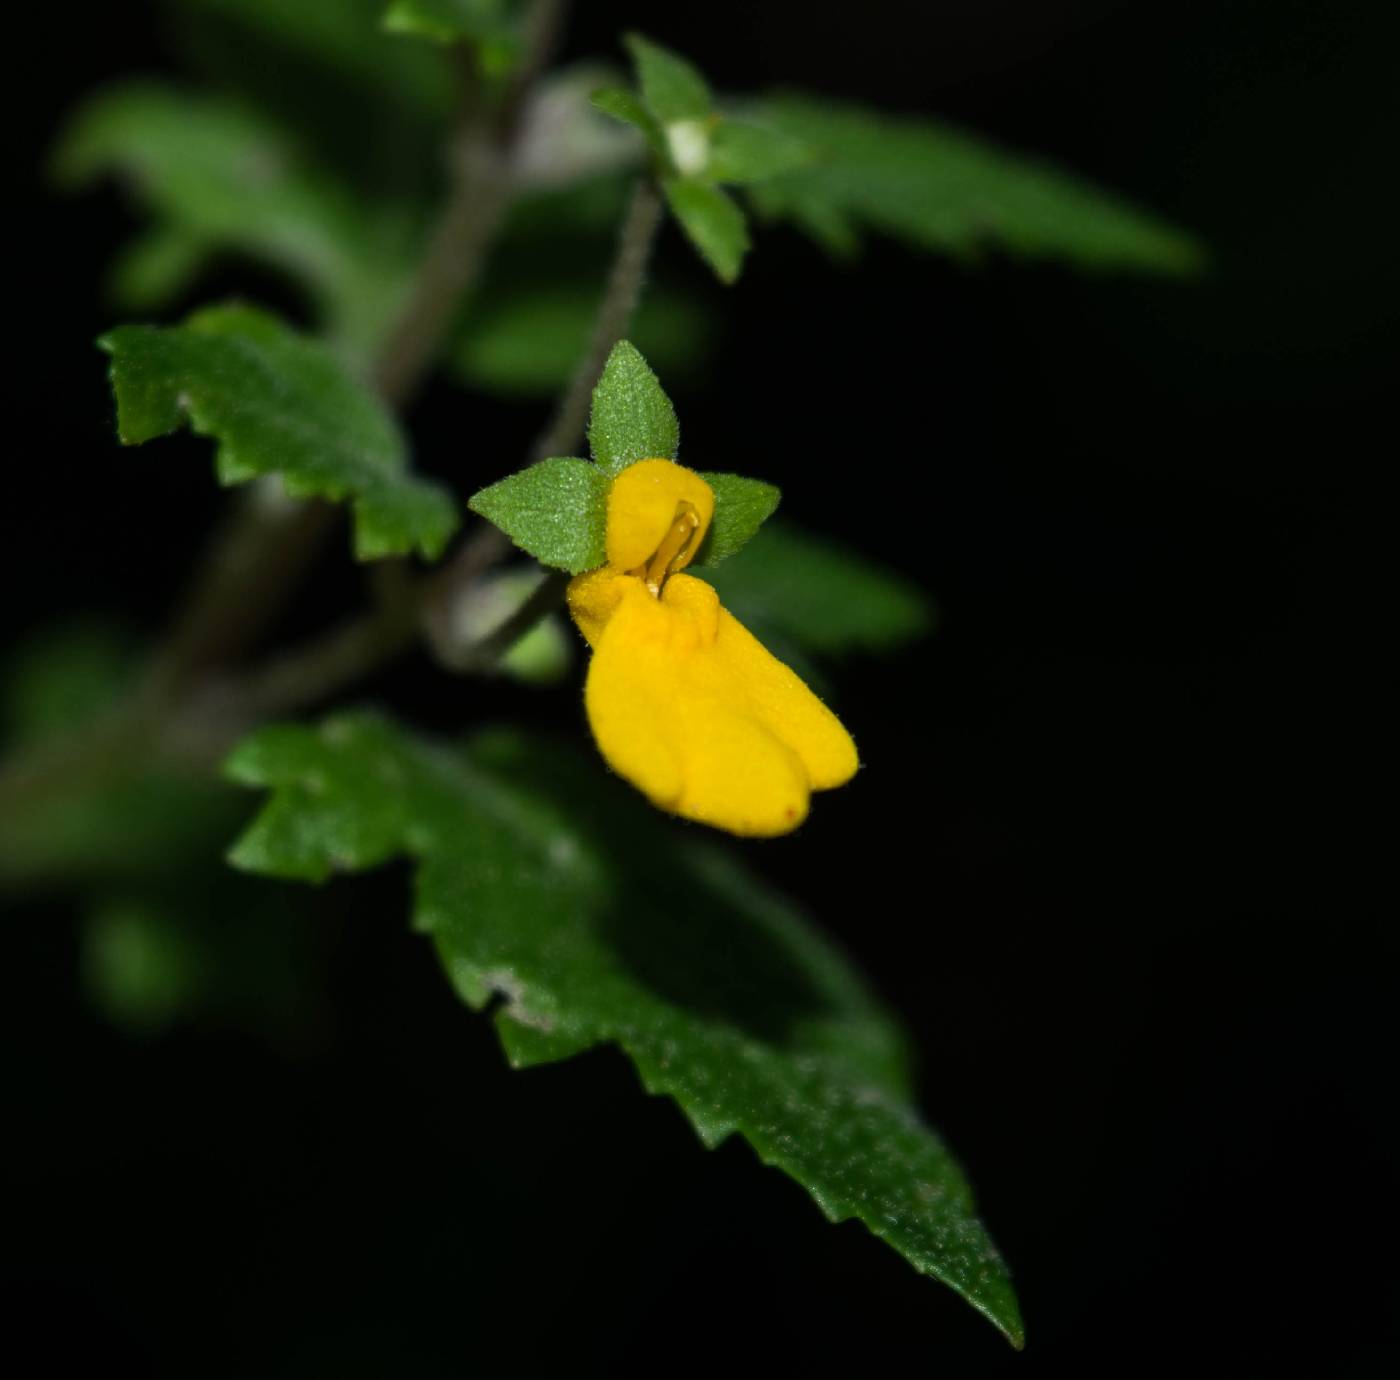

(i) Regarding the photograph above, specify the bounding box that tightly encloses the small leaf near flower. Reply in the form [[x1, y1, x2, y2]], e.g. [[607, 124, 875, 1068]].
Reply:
[[623, 32, 711, 125], [663, 176, 750, 283], [588, 86, 667, 158], [694, 473, 781, 565], [587, 340, 681, 475], [467, 457, 608, 574]]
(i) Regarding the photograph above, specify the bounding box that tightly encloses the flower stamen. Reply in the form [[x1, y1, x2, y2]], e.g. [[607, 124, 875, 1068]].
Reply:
[[633, 500, 701, 595]]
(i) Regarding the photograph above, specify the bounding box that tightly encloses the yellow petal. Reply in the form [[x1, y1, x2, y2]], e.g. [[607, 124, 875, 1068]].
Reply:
[[573, 571, 858, 837], [605, 459, 715, 575]]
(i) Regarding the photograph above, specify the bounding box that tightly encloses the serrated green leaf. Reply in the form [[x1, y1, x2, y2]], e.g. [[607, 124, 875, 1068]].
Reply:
[[664, 176, 750, 283], [382, 0, 520, 68], [225, 710, 1023, 1346], [705, 522, 933, 657], [748, 93, 1204, 274], [587, 340, 681, 475], [467, 457, 607, 573], [624, 32, 710, 125], [695, 473, 781, 566], [589, 86, 666, 158], [452, 280, 714, 398], [100, 304, 457, 561], [53, 82, 415, 356], [707, 119, 812, 185]]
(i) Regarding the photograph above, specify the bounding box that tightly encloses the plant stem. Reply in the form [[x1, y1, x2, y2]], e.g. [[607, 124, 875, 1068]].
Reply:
[[531, 176, 665, 463], [420, 175, 665, 663], [373, 0, 568, 408], [0, 59, 667, 815]]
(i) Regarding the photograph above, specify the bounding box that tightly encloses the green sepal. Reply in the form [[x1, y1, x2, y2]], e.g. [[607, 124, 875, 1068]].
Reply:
[[467, 457, 608, 574], [587, 340, 681, 476], [99, 303, 457, 561], [694, 473, 781, 566]]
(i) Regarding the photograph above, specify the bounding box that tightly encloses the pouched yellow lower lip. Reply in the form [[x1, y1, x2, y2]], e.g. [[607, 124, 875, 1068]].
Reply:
[[567, 456, 857, 837], [567, 567, 858, 837]]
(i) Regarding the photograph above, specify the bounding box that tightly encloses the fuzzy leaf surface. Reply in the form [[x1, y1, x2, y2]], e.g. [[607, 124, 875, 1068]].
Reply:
[[225, 711, 1024, 1347], [695, 473, 782, 566], [101, 304, 457, 560], [467, 458, 608, 574], [587, 340, 681, 475]]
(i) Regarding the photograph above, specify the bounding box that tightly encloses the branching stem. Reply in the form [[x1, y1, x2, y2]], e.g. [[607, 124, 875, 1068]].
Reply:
[[0, 18, 674, 819]]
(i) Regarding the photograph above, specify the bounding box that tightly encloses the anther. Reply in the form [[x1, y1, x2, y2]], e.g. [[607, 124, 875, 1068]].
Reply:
[[636, 501, 701, 595]]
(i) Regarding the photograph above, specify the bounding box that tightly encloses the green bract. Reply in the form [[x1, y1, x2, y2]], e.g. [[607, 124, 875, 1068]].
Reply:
[[587, 339, 681, 475], [101, 304, 458, 560], [591, 34, 812, 284], [694, 474, 782, 567], [225, 711, 1025, 1348], [468, 458, 609, 575], [467, 341, 780, 573]]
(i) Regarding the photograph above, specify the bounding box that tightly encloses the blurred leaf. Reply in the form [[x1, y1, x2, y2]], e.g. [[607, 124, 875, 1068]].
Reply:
[[589, 85, 666, 158], [453, 280, 714, 398], [748, 93, 1205, 274], [0, 762, 245, 888], [80, 898, 205, 1034], [54, 83, 416, 356], [587, 340, 681, 475], [0, 627, 254, 888], [167, 0, 453, 116], [2, 624, 135, 746], [101, 303, 457, 560], [707, 119, 812, 185], [695, 473, 781, 566], [467, 458, 607, 574], [705, 522, 932, 657], [664, 176, 750, 283], [225, 711, 1024, 1346], [382, 0, 520, 68], [624, 32, 711, 125]]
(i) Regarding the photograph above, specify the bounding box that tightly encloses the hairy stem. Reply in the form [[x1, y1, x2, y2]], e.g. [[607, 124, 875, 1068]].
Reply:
[[531, 176, 665, 462], [422, 174, 665, 654]]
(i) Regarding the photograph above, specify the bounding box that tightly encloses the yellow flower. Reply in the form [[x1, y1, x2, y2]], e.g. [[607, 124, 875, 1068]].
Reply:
[[567, 459, 857, 836]]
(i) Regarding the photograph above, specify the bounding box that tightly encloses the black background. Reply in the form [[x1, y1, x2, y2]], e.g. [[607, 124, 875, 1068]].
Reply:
[[4, 1, 1394, 1372]]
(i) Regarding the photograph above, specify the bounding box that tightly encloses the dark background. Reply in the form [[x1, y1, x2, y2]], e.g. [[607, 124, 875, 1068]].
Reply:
[[4, 0, 1393, 1372]]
